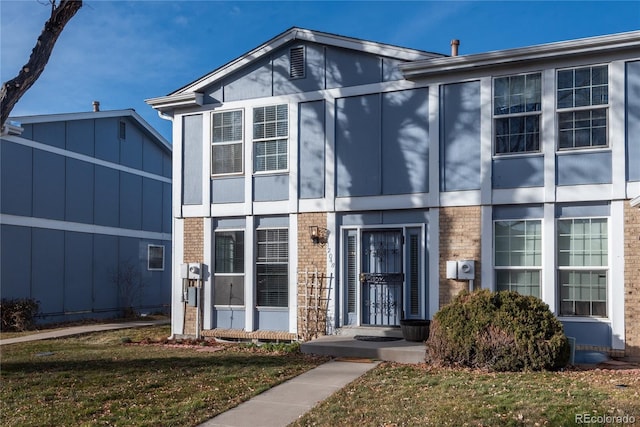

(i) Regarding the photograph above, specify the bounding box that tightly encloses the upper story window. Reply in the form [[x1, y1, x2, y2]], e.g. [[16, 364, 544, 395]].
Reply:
[[494, 72, 541, 155], [557, 65, 608, 150], [253, 104, 288, 173], [211, 110, 243, 175]]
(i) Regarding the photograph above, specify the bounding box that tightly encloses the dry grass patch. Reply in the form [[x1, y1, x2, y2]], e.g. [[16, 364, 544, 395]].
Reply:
[[0, 325, 326, 427], [293, 363, 640, 426]]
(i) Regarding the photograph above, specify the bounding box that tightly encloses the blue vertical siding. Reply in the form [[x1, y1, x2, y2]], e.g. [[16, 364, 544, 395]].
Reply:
[[182, 114, 203, 205], [65, 158, 94, 224], [556, 151, 612, 186], [381, 89, 429, 195], [32, 121, 65, 149], [0, 225, 32, 299], [93, 234, 119, 311], [33, 150, 65, 220], [253, 175, 289, 201], [64, 232, 93, 312], [1, 140, 32, 216], [212, 177, 245, 203], [299, 100, 326, 199], [120, 118, 143, 169], [94, 165, 120, 227], [66, 119, 95, 156], [493, 156, 544, 188], [163, 182, 172, 233], [326, 47, 382, 89], [440, 81, 481, 191], [142, 178, 163, 232], [336, 94, 382, 197], [95, 118, 120, 163], [224, 58, 272, 102], [119, 172, 143, 230], [143, 137, 165, 175], [32, 228, 65, 315], [627, 60, 640, 182]]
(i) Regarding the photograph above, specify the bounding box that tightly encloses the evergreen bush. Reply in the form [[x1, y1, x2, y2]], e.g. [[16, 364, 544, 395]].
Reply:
[[426, 289, 570, 371]]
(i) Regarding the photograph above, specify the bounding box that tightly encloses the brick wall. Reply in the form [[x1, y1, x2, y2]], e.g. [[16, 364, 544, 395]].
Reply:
[[439, 206, 482, 308], [183, 217, 204, 263], [624, 202, 640, 357], [183, 217, 204, 336], [297, 212, 328, 340]]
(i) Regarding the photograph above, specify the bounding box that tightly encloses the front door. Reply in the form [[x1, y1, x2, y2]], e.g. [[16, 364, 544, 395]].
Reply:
[[360, 230, 403, 326]]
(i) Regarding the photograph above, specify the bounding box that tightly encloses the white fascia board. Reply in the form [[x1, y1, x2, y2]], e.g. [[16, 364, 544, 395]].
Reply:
[[401, 31, 640, 79], [10, 109, 171, 153], [631, 195, 640, 208], [169, 27, 444, 96], [145, 92, 205, 113]]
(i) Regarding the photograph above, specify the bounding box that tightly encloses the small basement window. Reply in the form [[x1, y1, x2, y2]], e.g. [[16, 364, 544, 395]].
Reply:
[[289, 46, 305, 79]]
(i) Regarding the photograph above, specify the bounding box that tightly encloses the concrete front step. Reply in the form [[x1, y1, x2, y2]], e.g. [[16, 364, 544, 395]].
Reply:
[[301, 335, 426, 364]]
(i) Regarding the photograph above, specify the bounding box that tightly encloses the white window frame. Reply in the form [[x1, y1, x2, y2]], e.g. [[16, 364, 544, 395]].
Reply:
[[252, 104, 289, 174], [556, 64, 609, 151], [211, 109, 244, 176], [147, 244, 164, 271], [556, 217, 609, 318], [213, 229, 245, 307], [493, 72, 542, 156], [493, 219, 542, 297]]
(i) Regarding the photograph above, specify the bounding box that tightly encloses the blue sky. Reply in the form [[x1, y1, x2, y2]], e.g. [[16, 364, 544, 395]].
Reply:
[[1, 0, 639, 142]]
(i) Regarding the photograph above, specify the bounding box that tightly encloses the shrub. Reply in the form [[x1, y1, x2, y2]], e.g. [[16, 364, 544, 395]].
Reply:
[[426, 290, 570, 371], [0, 298, 40, 332]]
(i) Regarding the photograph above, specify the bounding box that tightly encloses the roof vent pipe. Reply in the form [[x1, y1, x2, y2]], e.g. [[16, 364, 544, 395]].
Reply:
[[450, 39, 460, 57], [92, 101, 100, 112]]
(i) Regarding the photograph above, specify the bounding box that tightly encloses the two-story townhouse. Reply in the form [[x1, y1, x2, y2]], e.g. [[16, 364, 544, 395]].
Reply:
[[148, 28, 640, 356], [1, 108, 172, 323]]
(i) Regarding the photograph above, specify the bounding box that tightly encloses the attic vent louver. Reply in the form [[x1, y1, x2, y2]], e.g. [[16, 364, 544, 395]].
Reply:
[[289, 46, 305, 79]]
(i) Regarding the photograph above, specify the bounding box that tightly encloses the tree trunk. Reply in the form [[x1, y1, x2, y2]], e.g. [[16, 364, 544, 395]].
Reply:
[[0, 0, 82, 130]]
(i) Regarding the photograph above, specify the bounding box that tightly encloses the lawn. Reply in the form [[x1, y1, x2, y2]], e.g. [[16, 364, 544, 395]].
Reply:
[[0, 325, 327, 427], [292, 362, 640, 426], [3, 327, 639, 427]]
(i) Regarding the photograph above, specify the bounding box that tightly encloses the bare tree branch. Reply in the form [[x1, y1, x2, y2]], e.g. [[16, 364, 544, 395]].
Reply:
[[1, 0, 82, 130]]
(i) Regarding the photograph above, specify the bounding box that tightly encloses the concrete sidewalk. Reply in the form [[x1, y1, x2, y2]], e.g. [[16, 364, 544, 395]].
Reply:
[[198, 358, 379, 427], [0, 319, 170, 346]]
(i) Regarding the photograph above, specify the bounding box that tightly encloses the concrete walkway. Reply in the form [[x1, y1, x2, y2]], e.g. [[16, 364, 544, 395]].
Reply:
[[198, 358, 380, 427], [0, 319, 170, 346], [2, 320, 382, 427]]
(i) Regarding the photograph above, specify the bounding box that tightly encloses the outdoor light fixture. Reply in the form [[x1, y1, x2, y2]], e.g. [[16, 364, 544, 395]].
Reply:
[[309, 225, 327, 245]]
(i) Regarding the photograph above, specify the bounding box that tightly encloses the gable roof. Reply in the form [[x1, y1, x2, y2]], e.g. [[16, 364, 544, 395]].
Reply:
[[146, 27, 444, 112], [8, 109, 171, 153]]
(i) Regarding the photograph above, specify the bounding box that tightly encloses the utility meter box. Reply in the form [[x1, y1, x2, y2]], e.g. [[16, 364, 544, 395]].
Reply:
[[457, 260, 475, 280], [446, 261, 459, 279], [181, 263, 202, 280]]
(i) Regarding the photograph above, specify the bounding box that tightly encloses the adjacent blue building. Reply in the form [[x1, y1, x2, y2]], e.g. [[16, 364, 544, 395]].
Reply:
[[1, 108, 172, 323]]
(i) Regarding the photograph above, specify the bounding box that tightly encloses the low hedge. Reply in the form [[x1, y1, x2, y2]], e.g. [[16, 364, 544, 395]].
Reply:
[[426, 290, 570, 371], [1, 298, 40, 332]]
